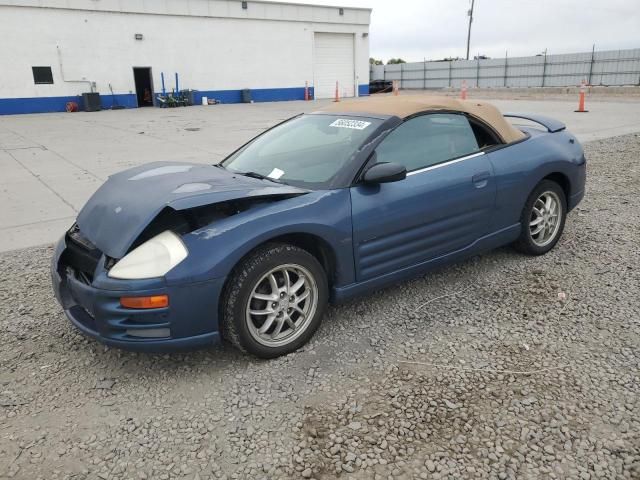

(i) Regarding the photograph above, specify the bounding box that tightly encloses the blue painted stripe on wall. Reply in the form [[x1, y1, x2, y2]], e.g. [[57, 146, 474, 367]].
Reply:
[[101, 94, 138, 109], [0, 96, 82, 115], [1, 85, 371, 115], [0, 94, 137, 115], [193, 86, 315, 104]]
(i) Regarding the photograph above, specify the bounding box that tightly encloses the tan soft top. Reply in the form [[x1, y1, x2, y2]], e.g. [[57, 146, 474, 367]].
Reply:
[[317, 94, 526, 144]]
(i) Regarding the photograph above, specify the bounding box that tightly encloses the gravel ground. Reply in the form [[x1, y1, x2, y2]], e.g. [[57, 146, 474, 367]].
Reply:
[[1, 134, 639, 480]]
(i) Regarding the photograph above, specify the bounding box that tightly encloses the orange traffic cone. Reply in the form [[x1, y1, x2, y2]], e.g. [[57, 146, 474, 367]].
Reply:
[[460, 80, 468, 100], [333, 81, 340, 102], [574, 80, 588, 112]]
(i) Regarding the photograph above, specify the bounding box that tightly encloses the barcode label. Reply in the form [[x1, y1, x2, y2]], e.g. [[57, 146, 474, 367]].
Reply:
[[329, 119, 372, 130]]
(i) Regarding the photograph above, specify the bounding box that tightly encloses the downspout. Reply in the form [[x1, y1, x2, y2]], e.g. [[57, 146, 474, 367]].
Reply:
[[56, 44, 94, 92]]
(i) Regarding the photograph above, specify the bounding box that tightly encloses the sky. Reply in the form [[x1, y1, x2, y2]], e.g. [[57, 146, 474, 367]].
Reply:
[[285, 0, 640, 62]]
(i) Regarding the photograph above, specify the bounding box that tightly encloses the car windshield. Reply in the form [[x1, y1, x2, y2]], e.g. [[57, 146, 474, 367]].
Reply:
[[221, 114, 382, 189]]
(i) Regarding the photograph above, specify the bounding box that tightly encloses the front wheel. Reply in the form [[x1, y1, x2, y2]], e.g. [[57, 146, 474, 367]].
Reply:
[[222, 243, 328, 358], [514, 180, 567, 255]]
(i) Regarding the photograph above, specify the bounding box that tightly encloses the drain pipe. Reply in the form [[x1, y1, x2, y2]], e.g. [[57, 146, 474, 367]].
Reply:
[[56, 44, 94, 92]]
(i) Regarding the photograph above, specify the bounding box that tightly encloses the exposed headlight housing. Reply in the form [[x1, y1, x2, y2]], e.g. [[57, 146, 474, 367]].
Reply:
[[108, 231, 188, 280]]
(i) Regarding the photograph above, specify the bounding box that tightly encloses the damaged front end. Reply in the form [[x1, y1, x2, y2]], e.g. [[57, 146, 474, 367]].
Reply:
[[51, 227, 226, 350], [51, 161, 308, 351], [74, 161, 308, 259]]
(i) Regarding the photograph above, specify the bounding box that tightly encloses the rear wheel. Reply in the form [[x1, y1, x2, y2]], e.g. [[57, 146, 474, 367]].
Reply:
[[514, 180, 567, 255], [222, 243, 328, 358]]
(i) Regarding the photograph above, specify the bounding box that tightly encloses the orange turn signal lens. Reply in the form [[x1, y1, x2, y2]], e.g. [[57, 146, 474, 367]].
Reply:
[[120, 295, 169, 309]]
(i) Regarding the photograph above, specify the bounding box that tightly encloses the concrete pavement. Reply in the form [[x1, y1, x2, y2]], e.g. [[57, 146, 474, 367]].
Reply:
[[1, 96, 639, 252]]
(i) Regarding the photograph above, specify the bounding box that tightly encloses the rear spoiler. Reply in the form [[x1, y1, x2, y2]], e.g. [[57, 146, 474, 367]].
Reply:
[[503, 113, 566, 133]]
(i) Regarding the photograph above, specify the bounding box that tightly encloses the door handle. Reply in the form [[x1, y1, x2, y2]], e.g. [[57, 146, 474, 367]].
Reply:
[[472, 171, 490, 188]]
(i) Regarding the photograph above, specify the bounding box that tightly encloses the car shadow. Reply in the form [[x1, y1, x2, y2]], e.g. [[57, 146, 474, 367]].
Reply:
[[88, 245, 528, 383]]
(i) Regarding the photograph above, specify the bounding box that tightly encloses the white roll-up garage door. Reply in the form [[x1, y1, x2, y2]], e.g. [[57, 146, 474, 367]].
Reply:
[[313, 32, 355, 99]]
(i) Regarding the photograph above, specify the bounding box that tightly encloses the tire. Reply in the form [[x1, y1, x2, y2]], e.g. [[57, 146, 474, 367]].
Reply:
[[514, 180, 567, 255], [222, 243, 328, 359]]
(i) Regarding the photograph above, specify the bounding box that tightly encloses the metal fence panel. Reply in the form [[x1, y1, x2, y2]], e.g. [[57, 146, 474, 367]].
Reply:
[[370, 64, 385, 80], [371, 48, 640, 89]]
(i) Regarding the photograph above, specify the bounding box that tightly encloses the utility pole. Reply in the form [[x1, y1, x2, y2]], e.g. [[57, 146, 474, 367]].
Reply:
[[465, 0, 475, 60], [588, 44, 595, 85], [541, 48, 548, 87]]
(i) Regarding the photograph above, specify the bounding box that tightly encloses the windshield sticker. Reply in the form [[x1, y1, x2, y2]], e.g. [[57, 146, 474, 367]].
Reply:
[[329, 119, 372, 130], [267, 168, 285, 180]]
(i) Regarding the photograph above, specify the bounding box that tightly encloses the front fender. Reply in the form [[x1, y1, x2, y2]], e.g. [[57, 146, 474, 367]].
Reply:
[[166, 189, 355, 286]]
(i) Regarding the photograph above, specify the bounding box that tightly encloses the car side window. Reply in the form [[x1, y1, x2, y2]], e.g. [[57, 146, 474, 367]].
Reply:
[[375, 113, 480, 172], [469, 118, 502, 149]]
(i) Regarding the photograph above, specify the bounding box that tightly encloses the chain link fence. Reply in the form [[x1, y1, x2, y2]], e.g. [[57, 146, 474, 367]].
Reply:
[[371, 48, 640, 89]]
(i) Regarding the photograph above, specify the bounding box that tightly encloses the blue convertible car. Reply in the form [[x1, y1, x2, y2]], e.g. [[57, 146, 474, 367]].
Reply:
[[51, 95, 586, 358]]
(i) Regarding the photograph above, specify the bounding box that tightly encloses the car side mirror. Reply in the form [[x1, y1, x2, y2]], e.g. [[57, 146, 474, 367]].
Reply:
[[363, 162, 407, 184]]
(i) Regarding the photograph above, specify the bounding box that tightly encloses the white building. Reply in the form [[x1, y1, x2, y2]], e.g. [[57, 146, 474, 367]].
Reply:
[[0, 0, 371, 114]]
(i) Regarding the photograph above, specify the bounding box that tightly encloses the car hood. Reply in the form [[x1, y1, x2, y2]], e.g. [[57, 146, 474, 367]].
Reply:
[[76, 161, 307, 258]]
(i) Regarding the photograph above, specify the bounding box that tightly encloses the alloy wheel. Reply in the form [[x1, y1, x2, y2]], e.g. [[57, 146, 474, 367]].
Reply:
[[245, 264, 319, 348], [529, 190, 562, 247]]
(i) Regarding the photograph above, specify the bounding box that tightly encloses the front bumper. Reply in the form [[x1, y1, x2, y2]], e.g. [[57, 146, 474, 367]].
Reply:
[[51, 236, 223, 352]]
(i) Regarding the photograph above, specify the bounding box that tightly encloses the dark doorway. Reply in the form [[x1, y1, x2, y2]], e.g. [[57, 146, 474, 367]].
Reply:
[[133, 67, 154, 107]]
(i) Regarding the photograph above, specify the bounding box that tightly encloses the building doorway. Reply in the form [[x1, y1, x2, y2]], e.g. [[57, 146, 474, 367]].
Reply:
[[313, 32, 355, 99], [133, 67, 154, 107]]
